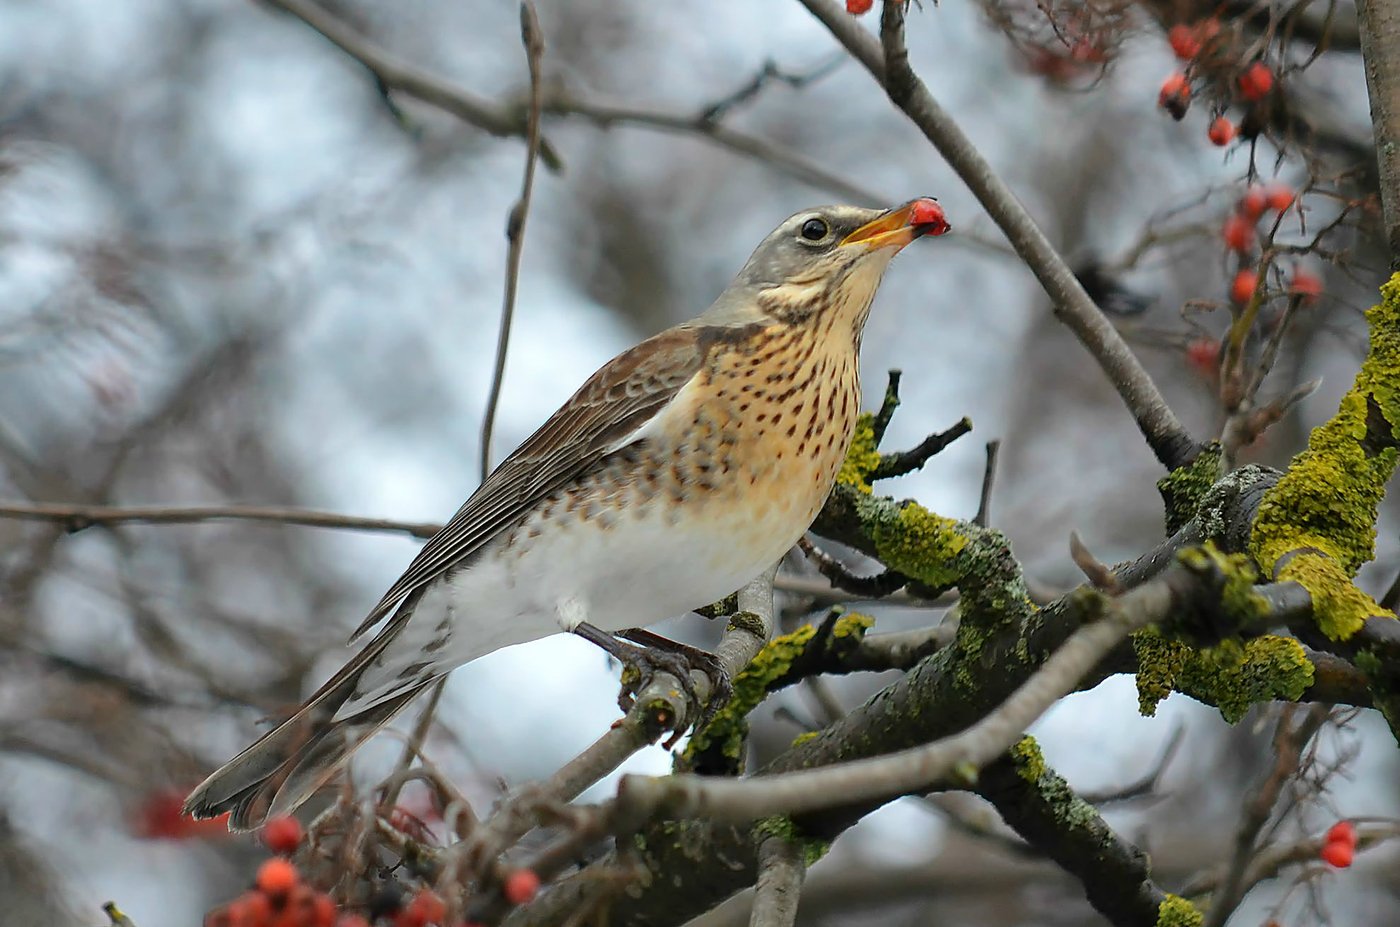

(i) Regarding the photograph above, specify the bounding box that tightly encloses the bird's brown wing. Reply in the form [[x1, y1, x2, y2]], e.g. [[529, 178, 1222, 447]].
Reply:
[[349, 325, 710, 641]]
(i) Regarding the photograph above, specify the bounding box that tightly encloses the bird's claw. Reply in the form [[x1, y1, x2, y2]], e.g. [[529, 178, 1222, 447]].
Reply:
[[615, 631, 731, 748]]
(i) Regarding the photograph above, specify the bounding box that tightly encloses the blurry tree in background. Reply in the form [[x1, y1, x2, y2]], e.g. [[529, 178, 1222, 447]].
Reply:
[[2, 0, 1400, 925]]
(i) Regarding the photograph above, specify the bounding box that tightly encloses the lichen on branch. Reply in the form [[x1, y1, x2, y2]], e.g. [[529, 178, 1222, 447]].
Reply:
[[1250, 273, 1400, 641]]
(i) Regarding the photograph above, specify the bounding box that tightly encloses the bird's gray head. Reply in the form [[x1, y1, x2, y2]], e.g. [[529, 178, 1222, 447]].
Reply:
[[703, 199, 950, 329]]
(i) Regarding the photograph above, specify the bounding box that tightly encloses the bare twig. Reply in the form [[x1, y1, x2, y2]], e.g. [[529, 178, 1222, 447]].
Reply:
[[1069, 531, 1119, 592], [797, 537, 908, 598], [973, 440, 1000, 528], [868, 417, 973, 481], [480, 2, 546, 478], [0, 500, 441, 538], [797, 0, 1202, 470], [750, 833, 806, 927], [699, 53, 847, 124], [870, 369, 902, 445], [259, 0, 563, 169], [1204, 704, 1332, 927]]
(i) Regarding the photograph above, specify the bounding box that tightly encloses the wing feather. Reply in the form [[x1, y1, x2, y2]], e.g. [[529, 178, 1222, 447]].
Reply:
[[349, 325, 709, 641]]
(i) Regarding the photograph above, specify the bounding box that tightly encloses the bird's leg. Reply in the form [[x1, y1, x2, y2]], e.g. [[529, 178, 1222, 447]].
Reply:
[[571, 623, 729, 745]]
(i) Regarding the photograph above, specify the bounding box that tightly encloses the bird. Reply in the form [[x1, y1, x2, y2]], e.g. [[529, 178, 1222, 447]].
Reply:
[[183, 198, 951, 829]]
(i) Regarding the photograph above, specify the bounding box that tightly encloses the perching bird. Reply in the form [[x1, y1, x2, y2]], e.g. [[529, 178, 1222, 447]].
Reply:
[[184, 198, 951, 829]]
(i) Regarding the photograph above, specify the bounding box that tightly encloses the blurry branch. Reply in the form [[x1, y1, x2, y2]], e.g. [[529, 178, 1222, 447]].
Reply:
[[797, 0, 1203, 471], [1183, 822, 1400, 899], [259, 0, 564, 169], [480, 1, 546, 478], [537, 92, 883, 207], [1203, 704, 1331, 927], [1356, 0, 1400, 265], [0, 500, 441, 539], [1079, 724, 1184, 805], [749, 834, 805, 927], [700, 53, 847, 123]]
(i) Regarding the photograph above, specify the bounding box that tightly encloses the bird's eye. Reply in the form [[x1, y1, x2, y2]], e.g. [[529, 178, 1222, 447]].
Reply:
[[799, 218, 829, 241]]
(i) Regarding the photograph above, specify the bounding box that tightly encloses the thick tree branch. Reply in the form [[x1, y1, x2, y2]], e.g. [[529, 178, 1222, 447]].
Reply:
[[749, 833, 805, 927], [1357, 0, 1400, 265], [796, 0, 1202, 470]]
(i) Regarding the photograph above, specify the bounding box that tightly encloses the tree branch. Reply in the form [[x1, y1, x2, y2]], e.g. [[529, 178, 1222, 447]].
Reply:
[[749, 833, 805, 927], [1357, 0, 1400, 265], [796, 0, 1202, 470], [0, 500, 441, 538]]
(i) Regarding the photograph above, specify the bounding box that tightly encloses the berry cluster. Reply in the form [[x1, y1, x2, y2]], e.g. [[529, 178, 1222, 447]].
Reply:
[[202, 816, 544, 927], [1157, 18, 1275, 145], [1320, 820, 1357, 868], [1219, 183, 1320, 307]]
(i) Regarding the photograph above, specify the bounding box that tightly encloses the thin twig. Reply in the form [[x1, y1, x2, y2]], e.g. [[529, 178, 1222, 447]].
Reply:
[[0, 500, 441, 538], [868, 417, 973, 481], [973, 440, 1000, 528], [260, 0, 563, 169], [797, 536, 908, 598], [1204, 704, 1332, 927], [798, 0, 1202, 470], [479, 2, 546, 478]]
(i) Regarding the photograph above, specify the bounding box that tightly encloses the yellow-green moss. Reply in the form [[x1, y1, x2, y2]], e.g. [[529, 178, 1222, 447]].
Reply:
[[1250, 273, 1400, 640], [1008, 735, 1046, 785], [682, 613, 874, 769], [836, 413, 882, 493], [1157, 444, 1224, 535], [789, 730, 820, 749], [1133, 628, 1314, 722], [1156, 894, 1203, 927]]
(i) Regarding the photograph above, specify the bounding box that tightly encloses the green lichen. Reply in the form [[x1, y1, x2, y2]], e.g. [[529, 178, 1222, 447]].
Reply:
[[1132, 628, 1314, 722], [1156, 894, 1203, 927], [682, 613, 874, 771], [1132, 627, 1191, 717], [1157, 444, 1224, 535], [789, 730, 820, 749], [752, 815, 830, 867], [1250, 273, 1400, 641], [1008, 735, 1046, 785], [1176, 542, 1271, 625], [866, 502, 968, 590], [836, 413, 882, 493]]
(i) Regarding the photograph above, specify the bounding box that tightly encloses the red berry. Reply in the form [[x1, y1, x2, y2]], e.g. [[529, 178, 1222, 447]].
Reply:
[[1265, 183, 1294, 212], [846, 0, 873, 13], [1321, 839, 1354, 868], [1290, 268, 1323, 303], [1185, 338, 1221, 377], [1238, 62, 1274, 101], [1223, 214, 1255, 253], [909, 198, 950, 236], [261, 816, 304, 855], [1325, 820, 1357, 847], [1207, 116, 1236, 146], [1158, 72, 1191, 120], [335, 917, 371, 927], [1167, 24, 1201, 60], [405, 890, 448, 926], [227, 894, 272, 927], [502, 869, 541, 905], [1240, 186, 1269, 221], [310, 894, 337, 927], [255, 858, 299, 897], [1230, 269, 1258, 304]]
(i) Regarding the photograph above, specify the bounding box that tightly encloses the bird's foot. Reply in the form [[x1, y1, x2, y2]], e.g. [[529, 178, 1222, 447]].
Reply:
[[572, 623, 730, 748]]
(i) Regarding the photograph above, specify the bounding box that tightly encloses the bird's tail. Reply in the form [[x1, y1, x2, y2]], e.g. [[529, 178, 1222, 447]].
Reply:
[[183, 617, 427, 831]]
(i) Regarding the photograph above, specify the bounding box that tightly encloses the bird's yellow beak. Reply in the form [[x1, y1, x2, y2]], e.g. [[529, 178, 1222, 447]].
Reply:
[[841, 198, 951, 251]]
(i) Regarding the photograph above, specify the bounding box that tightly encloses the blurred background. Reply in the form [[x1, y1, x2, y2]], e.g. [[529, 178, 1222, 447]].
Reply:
[[0, 0, 1395, 924]]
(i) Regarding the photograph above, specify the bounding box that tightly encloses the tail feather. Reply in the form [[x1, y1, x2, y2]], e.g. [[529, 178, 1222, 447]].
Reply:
[[183, 613, 427, 831]]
